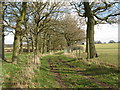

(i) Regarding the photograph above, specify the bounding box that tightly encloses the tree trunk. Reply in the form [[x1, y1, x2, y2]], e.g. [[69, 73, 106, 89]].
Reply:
[[33, 34, 40, 64], [86, 30, 90, 58], [2, 26, 4, 60], [35, 35, 39, 55], [27, 41, 30, 53], [42, 33, 47, 54], [44, 39, 47, 53], [0, 2, 4, 60], [19, 36, 23, 54], [12, 31, 21, 63], [12, 2, 27, 64], [84, 2, 98, 59], [46, 39, 50, 52], [46, 35, 50, 53], [64, 34, 71, 47], [0, 2, 2, 60], [66, 38, 71, 47], [27, 37, 30, 53], [86, 28, 89, 53], [0, 23, 3, 60], [42, 37, 45, 54], [31, 36, 34, 52], [88, 17, 97, 58], [49, 38, 52, 53]]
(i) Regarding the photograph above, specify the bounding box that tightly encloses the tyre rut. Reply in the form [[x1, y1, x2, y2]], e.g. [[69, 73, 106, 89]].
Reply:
[[58, 56, 114, 88], [48, 58, 68, 88]]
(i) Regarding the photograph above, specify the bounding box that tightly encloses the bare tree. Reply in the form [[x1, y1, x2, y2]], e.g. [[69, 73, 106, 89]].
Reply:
[[3, 2, 27, 63], [71, 2, 120, 58], [0, 2, 7, 60], [51, 14, 85, 47], [0, 2, 4, 60]]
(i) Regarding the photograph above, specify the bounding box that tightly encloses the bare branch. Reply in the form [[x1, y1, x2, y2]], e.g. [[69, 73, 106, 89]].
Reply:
[[94, 13, 120, 23], [70, 2, 84, 17], [93, 2, 116, 13]]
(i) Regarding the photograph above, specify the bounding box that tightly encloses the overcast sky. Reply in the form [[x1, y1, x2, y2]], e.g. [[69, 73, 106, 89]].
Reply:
[[94, 24, 118, 43], [5, 24, 118, 44]]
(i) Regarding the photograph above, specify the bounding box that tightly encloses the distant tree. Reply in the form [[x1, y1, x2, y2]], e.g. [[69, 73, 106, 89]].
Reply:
[[94, 41, 102, 44], [103, 42, 106, 44], [108, 40, 116, 43], [118, 41, 120, 43]]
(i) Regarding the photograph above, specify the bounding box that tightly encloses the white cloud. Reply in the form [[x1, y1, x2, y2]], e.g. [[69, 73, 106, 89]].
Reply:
[[5, 33, 14, 44], [94, 24, 118, 43], [82, 24, 118, 43]]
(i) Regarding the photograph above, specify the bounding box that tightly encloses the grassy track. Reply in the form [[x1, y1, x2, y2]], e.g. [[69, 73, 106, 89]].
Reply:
[[32, 53, 119, 88], [2, 53, 119, 88], [32, 55, 60, 88], [2, 43, 119, 88], [46, 55, 100, 88], [58, 54, 119, 88]]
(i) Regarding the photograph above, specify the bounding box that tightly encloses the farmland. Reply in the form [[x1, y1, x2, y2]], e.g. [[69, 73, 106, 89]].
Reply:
[[87, 43, 118, 65]]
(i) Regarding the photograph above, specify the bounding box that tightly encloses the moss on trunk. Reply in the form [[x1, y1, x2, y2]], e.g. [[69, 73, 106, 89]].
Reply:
[[84, 2, 98, 59], [12, 2, 27, 64]]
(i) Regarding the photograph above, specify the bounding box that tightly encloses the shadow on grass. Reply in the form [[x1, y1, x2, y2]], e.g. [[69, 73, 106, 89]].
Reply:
[[46, 65, 118, 76], [82, 66, 119, 76], [40, 66, 50, 71], [59, 56, 119, 76], [40, 61, 81, 75], [40, 65, 76, 74], [66, 59, 77, 62]]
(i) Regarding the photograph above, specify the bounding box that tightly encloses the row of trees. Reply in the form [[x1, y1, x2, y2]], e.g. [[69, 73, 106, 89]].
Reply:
[[0, 1, 119, 64], [95, 40, 118, 44], [1, 2, 85, 64]]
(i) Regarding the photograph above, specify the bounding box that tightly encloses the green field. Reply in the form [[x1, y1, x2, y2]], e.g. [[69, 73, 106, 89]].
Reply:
[[95, 43, 118, 65], [81, 43, 118, 65], [2, 43, 119, 88]]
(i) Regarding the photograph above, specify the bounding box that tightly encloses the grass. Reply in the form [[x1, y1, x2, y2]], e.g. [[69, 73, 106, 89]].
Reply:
[[95, 43, 118, 65], [32, 55, 60, 88], [3, 53, 119, 88], [58, 54, 119, 88], [2, 43, 119, 88], [5, 52, 12, 60], [2, 61, 22, 87], [46, 55, 100, 88], [3, 53, 61, 88], [81, 43, 118, 65], [95, 43, 118, 49], [2, 53, 34, 88]]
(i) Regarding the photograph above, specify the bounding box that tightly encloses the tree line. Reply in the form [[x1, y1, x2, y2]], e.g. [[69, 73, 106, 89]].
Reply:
[[0, 1, 119, 64], [95, 40, 118, 44], [1, 2, 85, 64]]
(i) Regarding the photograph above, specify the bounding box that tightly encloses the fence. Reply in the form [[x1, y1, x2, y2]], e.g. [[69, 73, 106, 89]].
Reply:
[[64, 46, 84, 57]]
